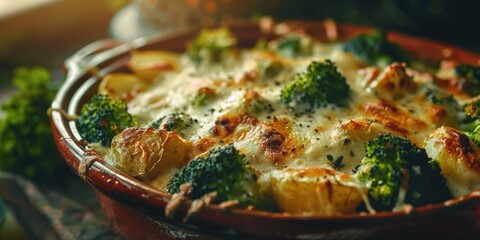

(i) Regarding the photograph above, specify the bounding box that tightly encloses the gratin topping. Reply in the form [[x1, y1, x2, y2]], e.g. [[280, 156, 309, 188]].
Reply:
[[77, 26, 480, 215]]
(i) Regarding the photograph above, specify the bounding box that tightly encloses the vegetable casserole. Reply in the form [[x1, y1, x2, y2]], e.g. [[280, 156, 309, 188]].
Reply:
[[74, 23, 480, 216]]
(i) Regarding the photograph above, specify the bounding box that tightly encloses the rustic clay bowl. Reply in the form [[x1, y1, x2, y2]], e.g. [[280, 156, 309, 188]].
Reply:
[[50, 20, 480, 239]]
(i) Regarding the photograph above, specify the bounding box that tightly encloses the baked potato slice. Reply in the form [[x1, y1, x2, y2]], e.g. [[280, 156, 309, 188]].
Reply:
[[365, 62, 416, 100], [105, 127, 198, 188], [98, 73, 147, 101], [129, 50, 180, 81], [425, 126, 480, 197], [270, 167, 363, 215]]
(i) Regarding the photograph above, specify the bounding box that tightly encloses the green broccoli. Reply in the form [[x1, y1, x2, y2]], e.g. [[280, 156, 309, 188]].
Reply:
[[187, 27, 237, 64], [461, 99, 480, 145], [191, 87, 216, 107], [167, 145, 259, 207], [425, 88, 457, 106], [0, 67, 64, 181], [280, 60, 350, 110], [151, 112, 195, 133], [274, 35, 314, 58], [455, 64, 480, 84], [356, 134, 451, 211], [455, 64, 480, 96], [464, 100, 480, 120], [343, 30, 410, 67], [277, 36, 300, 53], [263, 61, 284, 78], [425, 88, 461, 125], [76, 94, 136, 147], [254, 38, 268, 50], [464, 126, 480, 147]]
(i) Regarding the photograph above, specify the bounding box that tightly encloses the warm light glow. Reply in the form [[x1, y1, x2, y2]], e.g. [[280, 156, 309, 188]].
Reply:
[[0, 0, 61, 20]]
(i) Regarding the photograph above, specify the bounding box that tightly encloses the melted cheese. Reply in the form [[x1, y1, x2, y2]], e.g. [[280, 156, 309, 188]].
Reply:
[[128, 45, 452, 175], [97, 35, 479, 215]]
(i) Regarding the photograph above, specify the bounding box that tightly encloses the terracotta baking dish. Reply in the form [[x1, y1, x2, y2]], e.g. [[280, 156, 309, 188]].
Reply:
[[50, 20, 480, 239]]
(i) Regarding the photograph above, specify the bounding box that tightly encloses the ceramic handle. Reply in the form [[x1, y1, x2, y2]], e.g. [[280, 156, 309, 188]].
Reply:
[[63, 39, 122, 80]]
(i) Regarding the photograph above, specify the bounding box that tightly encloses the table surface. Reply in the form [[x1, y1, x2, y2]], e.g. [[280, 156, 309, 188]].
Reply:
[[0, 1, 122, 238]]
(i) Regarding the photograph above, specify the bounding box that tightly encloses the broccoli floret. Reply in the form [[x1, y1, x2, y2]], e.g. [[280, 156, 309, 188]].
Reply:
[[263, 61, 284, 78], [76, 94, 136, 147], [425, 88, 457, 106], [455, 64, 480, 96], [151, 112, 194, 133], [357, 134, 451, 211], [464, 126, 480, 147], [343, 30, 410, 67], [461, 99, 480, 145], [0, 67, 64, 181], [187, 27, 237, 64], [191, 87, 216, 107], [274, 35, 314, 58], [280, 60, 350, 110], [464, 99, 480, 120], [167, 145, 259, 207], [455, 64, 480, 84], [254, 38, 268, 50], [277, 37, 301, 53], [425, 88, 461, 125]]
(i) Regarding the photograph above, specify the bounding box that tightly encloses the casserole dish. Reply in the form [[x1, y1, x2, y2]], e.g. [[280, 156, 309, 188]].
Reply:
[[50, 20, 480, 239]]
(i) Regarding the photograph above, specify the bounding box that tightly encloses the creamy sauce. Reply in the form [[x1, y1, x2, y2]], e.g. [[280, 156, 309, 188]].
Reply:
[[92, 34, 480, 215], [127, 44, 453, 178]]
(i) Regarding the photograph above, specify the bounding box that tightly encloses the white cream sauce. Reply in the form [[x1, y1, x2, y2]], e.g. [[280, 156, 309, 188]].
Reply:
[[127, 43, 448, 178]]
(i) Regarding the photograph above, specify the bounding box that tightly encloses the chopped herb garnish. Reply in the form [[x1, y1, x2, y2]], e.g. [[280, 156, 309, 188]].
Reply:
[[327, 155, 345, 170]]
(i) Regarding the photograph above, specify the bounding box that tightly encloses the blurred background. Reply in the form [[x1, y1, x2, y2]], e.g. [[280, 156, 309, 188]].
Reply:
[[1, 0, 480, 67], [0, 0, 479, 238], [1, 0, 480, 72]]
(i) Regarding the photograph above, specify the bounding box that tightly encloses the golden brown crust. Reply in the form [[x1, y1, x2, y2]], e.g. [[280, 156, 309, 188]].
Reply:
[[428, 105, 448, 124], [378, 63, 416, 91], [193, 137, 217, 153], [366, 63, 417, 100], [340, 119, 370, 132], [363, 100, 426, 136], [210, 114, 259, 139], [263, 118, 303, 167], [260, 127, 287, 164], [439, 127, 480, 173]]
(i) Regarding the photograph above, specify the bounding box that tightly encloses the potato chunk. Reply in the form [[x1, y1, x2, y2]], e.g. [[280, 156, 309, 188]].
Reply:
[[98, 73, 147, 101], [425, 126, 480, 197], [366, 63, 416, 100], [105, 128, 197, 184], [129, 50, 180, 81], [270, 167, 363, 215]]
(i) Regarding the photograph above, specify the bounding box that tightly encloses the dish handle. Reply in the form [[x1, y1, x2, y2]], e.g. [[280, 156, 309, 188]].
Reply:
[[63, 39, 123, 79]]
